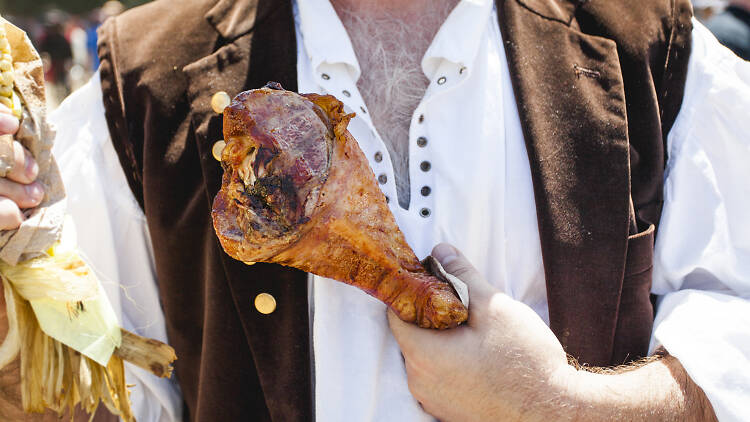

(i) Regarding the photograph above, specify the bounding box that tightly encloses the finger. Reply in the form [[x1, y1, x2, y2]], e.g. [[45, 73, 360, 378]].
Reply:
[[403, 344, 448, 419], [387, 309, 436, 356], [431, 243, 495, 305], [0, 110, 18, 135], [404, 371, 435, 418], [0, 102, 13, 116], [431, 243, 482, 283], [0, 197, 23, 230], [388, 309, 418, 350], [0, 179, 43, 209], [403, 360, 426, 402], [5, 141, 38, 184]]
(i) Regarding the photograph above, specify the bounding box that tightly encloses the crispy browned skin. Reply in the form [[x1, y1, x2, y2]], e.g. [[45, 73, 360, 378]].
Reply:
[[212, 84, 467, 329]]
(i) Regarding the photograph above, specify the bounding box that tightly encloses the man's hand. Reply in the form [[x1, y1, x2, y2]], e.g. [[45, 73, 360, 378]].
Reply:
[[388, 243, 573, 421], [388, 243, 718, 422], [0, 103, 43, 230]]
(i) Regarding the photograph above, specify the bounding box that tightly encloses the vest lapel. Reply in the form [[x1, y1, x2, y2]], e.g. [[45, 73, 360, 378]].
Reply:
[[184, 0, 312, 419], [183, 0, 299, 201], [496, 0, 632, 366]]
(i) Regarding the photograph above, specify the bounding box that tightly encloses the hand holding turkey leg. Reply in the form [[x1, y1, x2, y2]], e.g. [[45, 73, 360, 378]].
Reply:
[[388, 243, 717, 422]]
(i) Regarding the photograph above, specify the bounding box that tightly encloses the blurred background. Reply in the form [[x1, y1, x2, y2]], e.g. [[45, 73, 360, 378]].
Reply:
[[0, 0, 748, 110], [1, 0, 146, 108]]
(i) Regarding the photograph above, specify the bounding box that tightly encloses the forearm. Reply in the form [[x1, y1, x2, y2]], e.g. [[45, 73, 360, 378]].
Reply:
[[554, 354, 717, 421]]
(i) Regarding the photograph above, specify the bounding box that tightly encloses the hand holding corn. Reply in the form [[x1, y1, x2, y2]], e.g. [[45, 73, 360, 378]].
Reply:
[[0, 17, 176, 422], [0, 28, 42, 230]]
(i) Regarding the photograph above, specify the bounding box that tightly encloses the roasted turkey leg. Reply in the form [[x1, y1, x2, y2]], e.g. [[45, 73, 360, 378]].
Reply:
[[212, 83, 468, 329]]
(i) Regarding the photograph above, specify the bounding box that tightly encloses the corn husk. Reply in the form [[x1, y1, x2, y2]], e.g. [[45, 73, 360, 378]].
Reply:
[[0, 17, 65, 265], [3, 277, 134, 420], [1, 227, 121, 367], [0, 16, 177, 421]]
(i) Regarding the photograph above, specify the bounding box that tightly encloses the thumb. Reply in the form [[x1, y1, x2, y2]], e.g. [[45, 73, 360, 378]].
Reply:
[[431, 243, 495, 308]]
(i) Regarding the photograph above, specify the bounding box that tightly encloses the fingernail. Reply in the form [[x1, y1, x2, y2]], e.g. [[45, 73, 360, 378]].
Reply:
[[26, 183, 43, 201], [432, 243, 458, 266], [25, 155, 38, 180]]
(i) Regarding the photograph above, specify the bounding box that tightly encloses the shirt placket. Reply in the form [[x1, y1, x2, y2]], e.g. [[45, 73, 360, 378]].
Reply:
[[314, 63, 401, 211], [409, 60, 471, 226]]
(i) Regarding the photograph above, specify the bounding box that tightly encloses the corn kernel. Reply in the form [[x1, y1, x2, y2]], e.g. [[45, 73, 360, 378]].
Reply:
[[11, 92, 21, 118], [1, 70, 12, 86], [0, 21, 20, 118]]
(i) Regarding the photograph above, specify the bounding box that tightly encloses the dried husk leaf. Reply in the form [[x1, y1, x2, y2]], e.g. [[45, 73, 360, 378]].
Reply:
[[0, 17, 177, 422], [0, 275, 20, 368], [0, 251, 98, 302]]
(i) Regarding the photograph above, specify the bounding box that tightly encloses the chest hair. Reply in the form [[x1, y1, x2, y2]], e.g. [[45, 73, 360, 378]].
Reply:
[[334, 1, 458, 209]]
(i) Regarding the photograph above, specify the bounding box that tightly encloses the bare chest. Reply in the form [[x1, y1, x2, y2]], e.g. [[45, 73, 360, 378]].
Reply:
[[335, 3, 456, 208]]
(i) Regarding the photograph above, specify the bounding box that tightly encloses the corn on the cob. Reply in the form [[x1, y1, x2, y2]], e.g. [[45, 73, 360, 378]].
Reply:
[[0, 17, 177, 422], [0, 22, 21, 118]]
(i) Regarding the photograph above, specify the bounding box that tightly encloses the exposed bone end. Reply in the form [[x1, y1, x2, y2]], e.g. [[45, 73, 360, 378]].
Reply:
[[238, 147, 258, 187], [218, 89, 336, 234]]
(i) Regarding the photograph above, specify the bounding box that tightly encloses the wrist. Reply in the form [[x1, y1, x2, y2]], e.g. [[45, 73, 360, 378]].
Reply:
[[546, 361, 659, 421], [552, 355, 717, 422], [519, 363, 583, 422]]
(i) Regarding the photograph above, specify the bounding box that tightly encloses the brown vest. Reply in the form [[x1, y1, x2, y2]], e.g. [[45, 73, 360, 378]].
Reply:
[[97, 0, 692, 420]]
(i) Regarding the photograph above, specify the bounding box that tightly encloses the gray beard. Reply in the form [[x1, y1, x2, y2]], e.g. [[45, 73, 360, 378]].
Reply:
[[335, 1, 457, 209]]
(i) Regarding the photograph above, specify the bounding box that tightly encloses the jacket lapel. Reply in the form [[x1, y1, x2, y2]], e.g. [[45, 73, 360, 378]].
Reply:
[[184, 0, 299, 198], [496, 0, 632, 366], [184, 0, 312, 419]]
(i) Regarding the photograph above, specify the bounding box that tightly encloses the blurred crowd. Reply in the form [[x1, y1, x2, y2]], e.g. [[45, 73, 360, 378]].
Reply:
[[2, 0, 749, 110], [5, 0, 124, 108], [698, 0, 750, 60]]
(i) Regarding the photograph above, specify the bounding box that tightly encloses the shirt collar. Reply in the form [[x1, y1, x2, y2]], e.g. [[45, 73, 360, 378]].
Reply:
[[422, 0, 494, 78], [296, 0, 494, 82], [296, 0, 361, 81]]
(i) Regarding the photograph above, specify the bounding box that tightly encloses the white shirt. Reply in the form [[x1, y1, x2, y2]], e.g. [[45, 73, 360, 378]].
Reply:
[[50, 1, 750, 420], [49, 76, 182, 422]]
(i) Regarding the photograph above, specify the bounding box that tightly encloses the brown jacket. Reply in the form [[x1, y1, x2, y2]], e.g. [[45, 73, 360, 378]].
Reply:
[[97, 0, 693, 420]]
